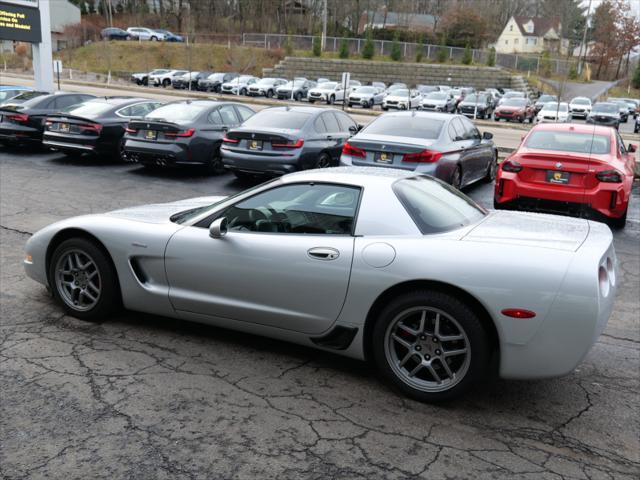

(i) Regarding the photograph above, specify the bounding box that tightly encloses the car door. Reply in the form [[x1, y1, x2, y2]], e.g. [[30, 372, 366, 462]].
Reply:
[[165, 182, 360, 334], [320, 112, 347, 161], [199, 105, 241, 157], [459, 116, 491, 182]]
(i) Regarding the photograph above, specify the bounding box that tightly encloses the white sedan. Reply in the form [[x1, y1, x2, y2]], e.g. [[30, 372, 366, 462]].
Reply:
[[382, 89, 422, 110], [536, 102, 571, 123], [23, 167, 616, 402]]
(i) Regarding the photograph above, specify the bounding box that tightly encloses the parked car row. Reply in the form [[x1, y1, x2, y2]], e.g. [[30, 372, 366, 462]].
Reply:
[[101, 27, 184, 42], [1, 87, 635, 229]]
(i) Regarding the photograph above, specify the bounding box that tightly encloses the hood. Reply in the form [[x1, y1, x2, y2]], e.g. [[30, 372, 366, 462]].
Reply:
[[386, 95, 410, 101], [104, 196, 226, 224], [496, 105, 524, 111], [424, 98, 447, 105], [462, 210, 589, 252], [351, 92, 373, 98]]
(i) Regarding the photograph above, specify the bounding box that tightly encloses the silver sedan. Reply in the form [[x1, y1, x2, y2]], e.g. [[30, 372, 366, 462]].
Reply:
[[23, 168, 616, 402]]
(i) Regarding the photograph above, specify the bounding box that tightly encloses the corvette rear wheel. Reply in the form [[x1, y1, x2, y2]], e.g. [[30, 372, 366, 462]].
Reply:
[[49, 238, 120, 321], [372, 290, 490, 402]]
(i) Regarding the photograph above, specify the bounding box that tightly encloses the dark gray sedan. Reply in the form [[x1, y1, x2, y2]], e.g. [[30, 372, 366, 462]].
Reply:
[[122, 100, 255, 174], [340, 111, 497, 189], [221, 106, 359, 178]]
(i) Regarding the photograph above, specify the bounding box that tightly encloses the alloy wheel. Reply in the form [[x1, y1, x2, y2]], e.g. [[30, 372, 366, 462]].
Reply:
[[384, 307, 471, 393], [55, 249, 102, 312]]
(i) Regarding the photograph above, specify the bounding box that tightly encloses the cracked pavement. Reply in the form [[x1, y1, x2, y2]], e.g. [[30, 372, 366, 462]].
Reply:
[[1, 149, 638, 479]]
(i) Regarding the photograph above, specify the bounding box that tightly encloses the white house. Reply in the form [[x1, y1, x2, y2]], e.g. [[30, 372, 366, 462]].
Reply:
[[495, 16, 569, 56]]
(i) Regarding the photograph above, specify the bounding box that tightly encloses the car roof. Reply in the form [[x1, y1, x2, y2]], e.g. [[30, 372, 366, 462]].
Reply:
[[84, 96, 151, 106], [281, 166, 417, 187], [261, 105, 333, 115], [0, 85, 31, 91], [379, 111, 454, 121], [530, 123, 614, 136]]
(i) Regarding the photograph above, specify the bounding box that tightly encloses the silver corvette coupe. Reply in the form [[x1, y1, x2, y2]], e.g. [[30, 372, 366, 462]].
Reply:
[[24, 167, 617, 402]]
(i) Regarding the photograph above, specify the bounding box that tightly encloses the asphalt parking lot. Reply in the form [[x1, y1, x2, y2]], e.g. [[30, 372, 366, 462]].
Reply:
[[1, 148, 639, 479]]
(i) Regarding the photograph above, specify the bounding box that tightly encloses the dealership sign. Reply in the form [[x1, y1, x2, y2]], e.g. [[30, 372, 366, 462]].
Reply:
[[0, 1, 41, 43]]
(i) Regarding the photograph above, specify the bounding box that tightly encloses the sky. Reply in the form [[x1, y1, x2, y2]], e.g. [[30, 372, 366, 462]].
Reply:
[[582, 0, 640, 18]]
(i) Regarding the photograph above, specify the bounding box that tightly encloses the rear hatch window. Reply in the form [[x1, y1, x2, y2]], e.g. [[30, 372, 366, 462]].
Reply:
[[525, 131, 610, 155], [146, 103, 208, 122], [364, 116, 443, 140]]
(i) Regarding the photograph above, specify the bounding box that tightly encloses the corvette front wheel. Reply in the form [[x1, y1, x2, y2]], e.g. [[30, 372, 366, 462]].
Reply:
[[372, 290, 490, 402], [49, 238, 120, 321]]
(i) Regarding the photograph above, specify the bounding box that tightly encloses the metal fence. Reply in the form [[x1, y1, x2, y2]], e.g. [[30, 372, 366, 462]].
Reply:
[[242, 33, 577, 76]]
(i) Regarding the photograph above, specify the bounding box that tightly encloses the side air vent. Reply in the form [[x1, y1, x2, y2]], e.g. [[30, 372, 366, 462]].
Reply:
[[310, 326, 358, 350], [129, 257, 149, 285]]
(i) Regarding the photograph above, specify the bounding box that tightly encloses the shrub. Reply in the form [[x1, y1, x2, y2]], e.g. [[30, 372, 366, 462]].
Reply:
[[540, 51, 553, 77], [415, 36, 424, 62], [486, 47, 496, 67], [632, 63, 640, 89], [461, 43, 472, 65], [312, 35, 321, 57], [362, 32, 374, 59], [437, 45, 448, 63], [390, 34, 401, 61], [339, 38, 349, 59], [568, 66, 578, 80], [284, 37, 293, 56]]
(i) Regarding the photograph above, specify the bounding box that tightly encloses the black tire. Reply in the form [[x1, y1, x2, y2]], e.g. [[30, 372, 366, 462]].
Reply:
[[327, 95, 335, 105], [116, 137, 128, 162], [371, 290, 491, 402], [162, 78, 170, 88], [204, 146, 226, 175], [48, 238, 120, 321], [609, 208, 628, 229], [369, 99, 374, 109], [240, 88, 247, 96], [150, 36, 158, 41], [266, 89, 273, 98], [451, 165, 462, 190], [382, 107, 389, 111], [294, 92, 302, 102], [483, 151, 498, 183], [309, 99, 316, 104], [493, 198, 506, 210], [494, 117, 499, 122], [313, 152, 333, 169]]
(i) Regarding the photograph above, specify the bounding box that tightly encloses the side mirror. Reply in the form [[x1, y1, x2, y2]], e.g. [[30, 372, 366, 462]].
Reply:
[[209, 217, 228, 238], [357, 123, 364, 132], [482, 131, 493, 140], [628, 143, 636, 153], [349, 125, 358, 135]]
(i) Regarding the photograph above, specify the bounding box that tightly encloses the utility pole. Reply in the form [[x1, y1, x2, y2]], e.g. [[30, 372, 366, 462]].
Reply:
[[321, 0, 327, 51], [577, 0, 592, 75]]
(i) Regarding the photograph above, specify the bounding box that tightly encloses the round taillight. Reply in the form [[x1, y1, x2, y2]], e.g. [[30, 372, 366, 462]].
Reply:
[[599, 266, 610, 298], [606, 257, 615, 286]]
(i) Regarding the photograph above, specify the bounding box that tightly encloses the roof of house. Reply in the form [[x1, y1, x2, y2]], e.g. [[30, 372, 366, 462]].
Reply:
[[512, 16, 561, 37], [363, 10, 436, 29]]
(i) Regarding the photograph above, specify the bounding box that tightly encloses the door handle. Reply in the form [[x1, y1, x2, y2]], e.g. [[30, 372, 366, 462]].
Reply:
[[326, 135, 333, 140], [307, 247, 340, 261]]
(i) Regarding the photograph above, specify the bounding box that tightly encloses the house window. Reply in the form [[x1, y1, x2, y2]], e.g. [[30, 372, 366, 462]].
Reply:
[[515, 38, 519, 44], [505, 39, 509, 45], [510, 25, 513, 31], [533, 38, 537, 45]]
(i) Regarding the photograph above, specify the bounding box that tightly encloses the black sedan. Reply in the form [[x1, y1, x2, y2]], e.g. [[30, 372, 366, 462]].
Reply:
[[276, 79, 316, 101], [457, 93, 494, 119], [42, 97, 163, 159], [340, 112, 497, 190], [0, 91, 95, 146], [101, 28, 131, 41], [123, 100, 255, 174], [586, 102, 620, 129], [197, 73, 238, 92], [221, 106, 359, 178], [173, 71, 212, 90]]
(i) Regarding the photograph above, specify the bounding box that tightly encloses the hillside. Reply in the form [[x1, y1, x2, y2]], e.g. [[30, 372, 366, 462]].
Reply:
[[54, 41, 284, 77]]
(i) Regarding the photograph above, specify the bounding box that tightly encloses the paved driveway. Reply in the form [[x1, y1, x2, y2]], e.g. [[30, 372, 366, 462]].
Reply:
[[1, 149, 639, 479]]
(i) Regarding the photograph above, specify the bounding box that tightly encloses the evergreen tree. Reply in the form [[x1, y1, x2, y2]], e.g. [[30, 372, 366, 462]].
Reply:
[[486, 47, 496, 67], [390, 34, 402, 61], [339, 39, 349, 59], [312, 36, 322, 57], [632, 63, 640, 89], [437, 35, 448, 63], [415, 36, 425, 63], [461, 43, 472, 65], [362, 31, 374, 60]]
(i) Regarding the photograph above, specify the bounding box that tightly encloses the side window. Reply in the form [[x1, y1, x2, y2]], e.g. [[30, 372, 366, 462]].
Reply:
[[449, 119, 465, 141], [335, 112, 356, 132], [207, 109, 223, 125], [218, 105, 239, 125], [460, 117, 481, 140], [53, 95, 79, 109], [615, 131, 627, 155], [314, 116, 327, 133], [235, 105, 254, 122], [118, 102, 156, 117], [322, 112, 340, 133], [220, 183, 361, 235]]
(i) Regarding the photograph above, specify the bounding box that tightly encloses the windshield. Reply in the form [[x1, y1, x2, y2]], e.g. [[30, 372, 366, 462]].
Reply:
[[391, 89, 409, 97], [463, 94, 487, 103], [393, 176, 486, 234], [502, 99, 527, 107], [237, 76, 254, 82], [426, 92, 448, 100], [504, 92, 524, 98], [208, 73, 225, 81], [257, 78, 276, 85], [146, 103, 209, 122], [538, 95, 557, 103], [3, 91, 47, 105], [150, 69, 169, 75], [525, 131, 611, 155], [320, 82, 338, 89], [364, 115, 443, 140], [242, 110, 311, 129], [0, 90, 25, 102], [541, 103, 568, 112], [356, 87, 375, 94], [571, 98, 590, 105], [62, 101, 113, 116], [450, 89, 462, 95], [592, 103, 618, 113]]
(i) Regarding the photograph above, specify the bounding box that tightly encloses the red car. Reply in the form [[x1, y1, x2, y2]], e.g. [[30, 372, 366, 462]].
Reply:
[[494, 123, 636, 228], [494, 98, 536, 123]]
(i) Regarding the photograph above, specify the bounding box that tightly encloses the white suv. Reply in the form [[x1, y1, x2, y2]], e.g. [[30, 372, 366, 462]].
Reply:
[[126, 27, 166, 41], [307, 81, 346, 105], [220, 75, 258, 95], [569, 97, 592, 119], [150, 69, 188, 87]]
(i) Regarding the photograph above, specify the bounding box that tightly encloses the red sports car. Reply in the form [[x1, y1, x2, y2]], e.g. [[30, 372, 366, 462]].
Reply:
[[494, 123, 636, 228]]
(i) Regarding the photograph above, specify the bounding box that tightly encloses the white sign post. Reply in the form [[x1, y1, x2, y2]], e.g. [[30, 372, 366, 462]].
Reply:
[[53, 59, 62, 90], [341, 72, 350, 110]]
